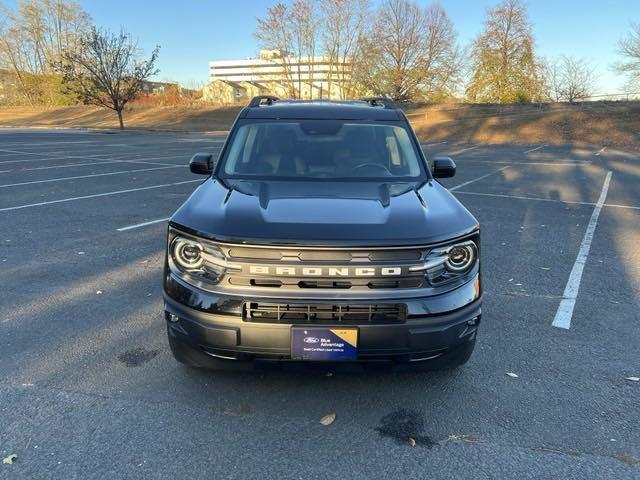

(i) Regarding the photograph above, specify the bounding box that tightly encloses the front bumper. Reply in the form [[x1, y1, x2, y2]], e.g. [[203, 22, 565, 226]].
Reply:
[[163, 270, 482, 371]]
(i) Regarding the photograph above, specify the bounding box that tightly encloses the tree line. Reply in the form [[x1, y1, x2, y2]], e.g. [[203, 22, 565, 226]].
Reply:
[[255, 0, 640, 103], [1, 0, 639, 128], [0, 0, 159, 128]]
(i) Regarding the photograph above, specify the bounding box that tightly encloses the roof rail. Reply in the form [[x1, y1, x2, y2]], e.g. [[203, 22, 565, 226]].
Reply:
[[248, 95, 279, 107], [361, 96, 395, 108]]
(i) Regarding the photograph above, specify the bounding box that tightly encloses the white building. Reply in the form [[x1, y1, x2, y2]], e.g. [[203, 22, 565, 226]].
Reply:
[[204, 50, 351, 103]]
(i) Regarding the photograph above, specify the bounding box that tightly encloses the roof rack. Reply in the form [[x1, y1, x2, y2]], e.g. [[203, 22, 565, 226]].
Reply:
[[248, 95, 279, 107], [361, 97, 395, 109]]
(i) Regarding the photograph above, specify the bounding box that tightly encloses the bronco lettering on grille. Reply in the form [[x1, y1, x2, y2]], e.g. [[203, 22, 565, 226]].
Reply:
[[246, 266, 404, 276]]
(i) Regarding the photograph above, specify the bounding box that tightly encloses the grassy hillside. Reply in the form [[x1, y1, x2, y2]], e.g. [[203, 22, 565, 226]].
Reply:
[[1, 102, 638, 147]]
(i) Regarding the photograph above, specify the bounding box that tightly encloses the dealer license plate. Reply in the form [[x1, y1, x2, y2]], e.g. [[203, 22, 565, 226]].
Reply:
[[291, 327, 358, 361]]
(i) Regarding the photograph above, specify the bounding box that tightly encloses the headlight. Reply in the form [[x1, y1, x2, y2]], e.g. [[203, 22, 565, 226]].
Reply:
[[411, 239, 478, 287], [445, 243, 476, 272], [168, 231, 228, 285], [172, 237, 205, 270]]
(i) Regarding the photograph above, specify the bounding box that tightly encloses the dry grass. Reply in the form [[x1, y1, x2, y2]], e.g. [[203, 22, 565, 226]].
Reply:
[[0, 105, 241, 133], [0, 102, 639, 147], [407, 102, 640, 147]]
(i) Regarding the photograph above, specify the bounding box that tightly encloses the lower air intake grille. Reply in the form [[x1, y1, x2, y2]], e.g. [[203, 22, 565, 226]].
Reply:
[[243, 303, 406, 325]]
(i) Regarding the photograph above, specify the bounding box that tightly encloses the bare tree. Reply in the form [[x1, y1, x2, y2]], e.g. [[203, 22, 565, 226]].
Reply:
[[255, 3, 297, 98], [320, 0, 369, 99], [356, 0, 461, 101], [420, 4, 463, 100], [556, 55, 594, 103], [615, 22, 640, 89], [0, 0, 90, 104], [290, 0, 319, 99], [466, 0, 544, 103], [543, 57, 563, 102], [59, 27, 159, 129], [356, 0, 424, 101]]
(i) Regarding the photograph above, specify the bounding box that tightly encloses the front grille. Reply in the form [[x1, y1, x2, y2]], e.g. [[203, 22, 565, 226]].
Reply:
[[243, 302, 407, 324], [220, 244, 429, 292]]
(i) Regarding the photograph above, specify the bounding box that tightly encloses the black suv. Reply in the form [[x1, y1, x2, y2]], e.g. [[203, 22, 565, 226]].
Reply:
[[163, 96, 482, 371]]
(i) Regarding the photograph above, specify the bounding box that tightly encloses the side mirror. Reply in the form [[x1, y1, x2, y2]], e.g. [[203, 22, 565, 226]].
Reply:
[[432, 156, 456, 178], [189, 152, 213, 175]]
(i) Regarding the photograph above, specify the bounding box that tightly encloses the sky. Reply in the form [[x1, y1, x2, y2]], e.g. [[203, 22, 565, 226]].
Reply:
[[6, 0, 638, 94]]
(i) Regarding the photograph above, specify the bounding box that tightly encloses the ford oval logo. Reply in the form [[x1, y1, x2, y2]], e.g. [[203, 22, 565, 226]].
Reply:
[[304, 337, 320, 344]]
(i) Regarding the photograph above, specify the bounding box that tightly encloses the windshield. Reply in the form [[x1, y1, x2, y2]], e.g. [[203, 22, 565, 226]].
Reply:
[[218, 120, 426, 181]]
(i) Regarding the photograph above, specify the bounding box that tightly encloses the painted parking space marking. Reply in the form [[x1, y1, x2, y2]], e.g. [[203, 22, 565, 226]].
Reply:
[[0, 165, 184, 188], [0, 179, 201, 212], [0, 151, 185, 165], [453, 159, 592, 166], [454, 190, 597, 207], [449, 166, 510, 192], [524, 144, 547, 154], [117, 217, 171, 232], [0, 140, 95, 147], [552, 171, 613, 329], [455, 189, 638, 211], [447, 145, 481, 156], [22, 159, 180, 171]]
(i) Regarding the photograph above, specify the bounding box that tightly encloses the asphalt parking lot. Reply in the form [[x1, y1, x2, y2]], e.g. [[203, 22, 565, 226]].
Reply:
[[0, 128, 638, 479]]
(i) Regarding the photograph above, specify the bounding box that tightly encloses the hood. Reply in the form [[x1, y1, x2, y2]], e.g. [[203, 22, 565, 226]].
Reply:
[[171, 179, 478, 246]]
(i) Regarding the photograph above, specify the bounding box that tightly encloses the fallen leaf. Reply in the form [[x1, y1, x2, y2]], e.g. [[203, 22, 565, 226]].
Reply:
[[614, 453, 639, 466], [408, 437, 416, 447], [96, 290, 103, 295], [506, 372, 519, 378], [77, 251, 85, 255], [625, 377, 639, 382], [319, 413, 336, 425], [447, 434, 478, 444], [2, 454, 17, 464]]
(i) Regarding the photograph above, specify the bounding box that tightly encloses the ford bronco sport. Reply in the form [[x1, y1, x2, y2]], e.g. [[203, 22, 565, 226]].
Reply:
[[163, 96, 481, 371]]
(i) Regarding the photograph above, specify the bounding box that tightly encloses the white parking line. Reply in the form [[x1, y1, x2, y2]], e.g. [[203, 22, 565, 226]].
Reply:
[[0, 179, 202, 212], [0, 165, 184, 188], [452, 159, 591, 166], [552, 171, 613, 330], [524, 144, 547, 154], [423, 141, 448, 147], [22, 159, 180, 171], [447, 145, 481, 156], [449, 166, 510, 192], [0, 152, 183, 165], [0, 141, 95, 147], [595, 147, 606, 156], [0, 152, 112, 164], [454, 190, 594, 207], [117, 217, 171, 231], [454, 190, 640, 211]]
